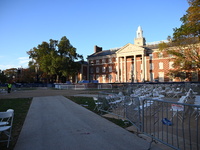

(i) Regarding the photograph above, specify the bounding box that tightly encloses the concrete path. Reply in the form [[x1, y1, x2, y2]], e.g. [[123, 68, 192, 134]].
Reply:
[[14, 96, 161, 150]]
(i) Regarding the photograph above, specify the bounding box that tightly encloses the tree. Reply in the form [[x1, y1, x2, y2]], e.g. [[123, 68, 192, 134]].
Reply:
[[4, 68, 18, 82], [27, 36, 83, 83], [159, 0, 200, 81], [0, 71, 7, 84]]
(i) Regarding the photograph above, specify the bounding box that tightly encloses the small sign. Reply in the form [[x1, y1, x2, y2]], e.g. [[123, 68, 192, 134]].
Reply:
[[171, 104, 184, 111]]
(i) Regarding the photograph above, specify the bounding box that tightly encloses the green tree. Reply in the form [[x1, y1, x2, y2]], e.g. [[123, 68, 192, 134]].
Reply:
[[27, 36, 83, 83], [0, 71, 7, 83], [4, 68, 18, 82]]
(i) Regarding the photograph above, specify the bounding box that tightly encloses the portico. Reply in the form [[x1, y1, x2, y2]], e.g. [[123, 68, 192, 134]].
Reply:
[[116, 43, 147, 82]]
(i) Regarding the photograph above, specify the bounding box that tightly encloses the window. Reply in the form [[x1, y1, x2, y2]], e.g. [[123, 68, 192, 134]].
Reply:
[[96, 75, 99, 80], [102, 75, 106, 83], [150, 73, 154, 82], [169, 62, 174, 69], [158, 72, 164, 82], [90, 75, 94, 81], [180, 62, 184, 68], [131, 64, 134, 71], [180, 50, 184, 54], [140, 64, 143, 70], [149, 54, 153, 60], [108, 75, 112, 83], [96, 67, 99, 73], [140, 73, 143, 82], [109, 66, 112, 72], [158, 53, 163, 58], [191, 72, 198, 81], [90, 60, 94, 65], [108, 58, 112, 63], [96, 59, 99, 64], [90, 67, 93, 73], [102, 66, 106, 73], [192, 61, 197, 68], [102, 58, 106, 64], [150, 63, 154, 70], [116, 66, 118, 72], [159, 62, 163, 69], [168, 54, 173, 58]]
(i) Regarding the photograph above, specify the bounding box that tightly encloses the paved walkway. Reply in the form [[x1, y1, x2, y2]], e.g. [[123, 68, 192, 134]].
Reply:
[[14, 96, 161, 150]]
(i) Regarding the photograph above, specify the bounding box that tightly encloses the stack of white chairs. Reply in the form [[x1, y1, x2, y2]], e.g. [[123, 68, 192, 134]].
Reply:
[[0, 109, 14, 148]]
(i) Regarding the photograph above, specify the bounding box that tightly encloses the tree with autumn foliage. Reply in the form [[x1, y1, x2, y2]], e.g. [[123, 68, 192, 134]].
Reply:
[[159, 0, 200, 81]]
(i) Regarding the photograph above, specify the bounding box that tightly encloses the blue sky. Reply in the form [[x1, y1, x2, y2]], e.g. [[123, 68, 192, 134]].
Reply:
[[0, 0, 189, 70]]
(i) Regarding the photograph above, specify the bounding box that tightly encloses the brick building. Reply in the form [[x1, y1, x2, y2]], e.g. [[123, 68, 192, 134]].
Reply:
[[86, 26, 199, 83]]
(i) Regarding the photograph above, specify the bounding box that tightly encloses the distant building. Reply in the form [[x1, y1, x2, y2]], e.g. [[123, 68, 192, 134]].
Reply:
[[72, 61, 88, 83], [86, 26, 199, 83]]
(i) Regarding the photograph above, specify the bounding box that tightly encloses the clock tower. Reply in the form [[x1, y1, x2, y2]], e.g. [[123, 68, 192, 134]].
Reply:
[[134, 26, 146, 46]]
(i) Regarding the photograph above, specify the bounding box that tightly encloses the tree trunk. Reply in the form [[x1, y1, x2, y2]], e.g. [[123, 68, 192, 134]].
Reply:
[[56, 75, 59, 83]]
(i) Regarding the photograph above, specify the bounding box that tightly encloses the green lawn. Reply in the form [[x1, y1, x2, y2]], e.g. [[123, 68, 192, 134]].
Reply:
[[0, 98, 32, 150]]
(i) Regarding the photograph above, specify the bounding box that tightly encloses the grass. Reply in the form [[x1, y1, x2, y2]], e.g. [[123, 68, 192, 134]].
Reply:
[[67, 96, 132, 128], [67, 96, 97, 112], [0, 98, 32, 150]]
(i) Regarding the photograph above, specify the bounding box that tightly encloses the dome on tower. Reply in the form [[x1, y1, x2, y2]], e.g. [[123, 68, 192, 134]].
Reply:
[[137, 26, 142, 31]]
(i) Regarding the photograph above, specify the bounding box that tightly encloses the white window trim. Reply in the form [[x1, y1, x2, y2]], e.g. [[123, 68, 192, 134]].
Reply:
[[109, 66, 112, 72], [159, 62, 163, 69], [102, 66, 106, 73], [169, 62, 174, 69]]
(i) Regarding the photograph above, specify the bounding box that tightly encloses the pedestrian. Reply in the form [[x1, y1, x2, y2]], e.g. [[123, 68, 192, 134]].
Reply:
[[7, 83, 12, 93]]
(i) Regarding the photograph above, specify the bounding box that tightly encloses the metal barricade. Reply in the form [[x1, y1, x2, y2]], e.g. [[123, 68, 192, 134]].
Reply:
[[142, 99, 200, 150], [97, 91, 200, 150]]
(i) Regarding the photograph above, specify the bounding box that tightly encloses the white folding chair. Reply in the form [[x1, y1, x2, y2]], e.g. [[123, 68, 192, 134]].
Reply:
[[93, 97, 103, 111], [0, 109, 13, 126], [170, 96, 188, 122], [192, 96, 200, 120], [0, 109, 14, 148]]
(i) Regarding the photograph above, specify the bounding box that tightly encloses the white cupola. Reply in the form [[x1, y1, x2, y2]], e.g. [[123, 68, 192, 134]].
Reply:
[[134, 26, 146, 46]]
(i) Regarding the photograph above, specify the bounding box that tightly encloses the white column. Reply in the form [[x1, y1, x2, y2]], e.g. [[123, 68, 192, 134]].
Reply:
[[124, 56, 127, 82], [144, 56, 147, 81], [134, 55, 137, 82], [117, 57, 120, 82], [142, 54, 145, 82], [120, 57, 123, 82]]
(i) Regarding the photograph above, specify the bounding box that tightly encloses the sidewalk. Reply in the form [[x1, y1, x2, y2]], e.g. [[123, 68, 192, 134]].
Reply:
[[14, 96, 161, 150]]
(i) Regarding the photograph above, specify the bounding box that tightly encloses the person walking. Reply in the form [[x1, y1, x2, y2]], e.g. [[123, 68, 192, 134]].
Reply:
[[7, 83, 12, 93]]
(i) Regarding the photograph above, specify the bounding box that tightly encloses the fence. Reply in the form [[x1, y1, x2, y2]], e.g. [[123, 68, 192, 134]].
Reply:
[[141, 99, 200, 150], [54, 83, 113, 90], [96, 92, 200, 150]]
